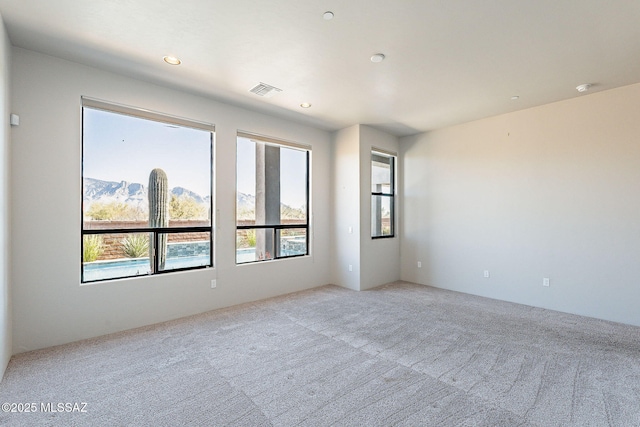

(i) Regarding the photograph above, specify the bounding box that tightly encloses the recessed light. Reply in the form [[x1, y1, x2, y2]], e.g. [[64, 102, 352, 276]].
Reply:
[[370, 53, 385, 63], [163, 56, 181, 65], [576, 83, 592, 93], [511, 96, 519, 100], [300, 103, 312, 108], [323, 11, 334, 20]]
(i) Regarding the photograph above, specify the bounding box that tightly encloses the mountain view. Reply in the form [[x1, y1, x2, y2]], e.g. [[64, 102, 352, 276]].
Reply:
[[83, 177, 209, 211], [83, 177, 305, 220]]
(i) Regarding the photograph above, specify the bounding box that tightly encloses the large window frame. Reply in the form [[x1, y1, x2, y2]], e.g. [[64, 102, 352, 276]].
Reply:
[[235, 131, 310, 264], [371, 149, 396, 239], [81, 98, 214, 283]]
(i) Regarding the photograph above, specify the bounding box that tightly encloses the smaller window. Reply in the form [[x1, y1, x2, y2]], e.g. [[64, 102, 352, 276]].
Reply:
[[236, 132, 310, 264], [371, 150, 395, 238]]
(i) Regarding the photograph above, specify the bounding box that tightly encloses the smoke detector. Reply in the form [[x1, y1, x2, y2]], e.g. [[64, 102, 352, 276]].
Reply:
[[249, 82, 283, 98]]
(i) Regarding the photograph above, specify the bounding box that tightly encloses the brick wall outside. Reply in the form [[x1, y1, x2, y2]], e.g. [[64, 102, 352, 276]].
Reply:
[[84, 220, 211, 261], [83, 219, 312, 261]]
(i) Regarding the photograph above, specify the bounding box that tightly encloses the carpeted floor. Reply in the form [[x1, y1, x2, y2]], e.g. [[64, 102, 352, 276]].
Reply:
[[1, 281, 639, 426]]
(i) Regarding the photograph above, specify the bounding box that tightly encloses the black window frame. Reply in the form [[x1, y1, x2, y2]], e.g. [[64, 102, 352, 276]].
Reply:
[[371, 150, 396, 239], [81, 98, 214, 283], [235, 132, 310, 264]]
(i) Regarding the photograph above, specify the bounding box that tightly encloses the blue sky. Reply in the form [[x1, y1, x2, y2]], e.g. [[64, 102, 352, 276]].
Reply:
[[84, 108, 307, 208], [236, 137, 307, 210], [83, 108, 212, 196]]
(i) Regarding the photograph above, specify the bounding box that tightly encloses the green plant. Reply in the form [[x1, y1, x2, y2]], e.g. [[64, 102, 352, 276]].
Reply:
[[280, 204, 306, 220], [86, 202, 145, 221], [169, 194, 206, 219], [149, 168, 169, 270], [246, 229, 256, 247], [121, 234, 149, 258], [236, 207, 255, 221], [236, 229, 256, 249], [83, 235, 104, 262]]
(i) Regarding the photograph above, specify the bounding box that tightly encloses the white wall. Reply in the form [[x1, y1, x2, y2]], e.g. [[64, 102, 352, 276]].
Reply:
[[331, 124, 401, 291], [10, 48, 332, 353], [0, 15, 11, 380], [331, 125, 361, 290], [401, 83, 640, 326], [359, 126, 400, 290]]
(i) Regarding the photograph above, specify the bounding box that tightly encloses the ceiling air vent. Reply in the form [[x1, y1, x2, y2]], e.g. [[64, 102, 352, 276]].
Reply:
[[249, 82, 283, 98]]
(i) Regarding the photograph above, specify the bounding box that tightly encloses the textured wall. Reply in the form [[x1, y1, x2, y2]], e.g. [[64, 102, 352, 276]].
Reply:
[[331, 125, 361, 290], [358, 125, 400, 290], [0, 14, 11, 380], [401, 83, 640, 326], [10, 48, 332, 352]]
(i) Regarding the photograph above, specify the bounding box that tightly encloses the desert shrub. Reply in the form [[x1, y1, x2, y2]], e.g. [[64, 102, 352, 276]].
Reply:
[[236, 229, 257, 249], [281, 205, 306, 220], [121, 234, 149, 258], [86, 202, 145, 221], [246, 229, 257, 247], [169, 195, 206, 219], [83, 235, 104, 262]]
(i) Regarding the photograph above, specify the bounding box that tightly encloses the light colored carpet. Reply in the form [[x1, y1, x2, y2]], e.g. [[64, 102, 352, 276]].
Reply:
[[1, 281, 639, 426]]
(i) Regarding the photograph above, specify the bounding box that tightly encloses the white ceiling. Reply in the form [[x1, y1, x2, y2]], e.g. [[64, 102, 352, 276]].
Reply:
[[1, 0, 639, 136]]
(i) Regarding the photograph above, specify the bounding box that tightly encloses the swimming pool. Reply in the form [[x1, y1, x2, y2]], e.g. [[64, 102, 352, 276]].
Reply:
[[83, 245, 307, 282], [235, 242, 306, 264], [83, 254, 210, 282]]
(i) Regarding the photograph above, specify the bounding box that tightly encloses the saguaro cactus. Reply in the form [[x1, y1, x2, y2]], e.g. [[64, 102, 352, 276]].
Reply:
[[149, 168, 169, 270]]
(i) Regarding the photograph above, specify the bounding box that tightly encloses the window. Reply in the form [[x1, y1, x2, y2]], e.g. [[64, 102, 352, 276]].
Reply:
[[81, 98, 213, 282], [236, 132, 309, 263], [371, 150, 395, 238]]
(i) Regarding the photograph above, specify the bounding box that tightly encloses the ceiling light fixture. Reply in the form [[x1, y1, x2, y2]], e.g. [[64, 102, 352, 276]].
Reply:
[[370, 53, 385, 63], [576, 83, 592, 93], [163, 56, 181, 65], [511, 96, 519, 100], [300, 103, 312, 108], [323, 11, 334, 20]]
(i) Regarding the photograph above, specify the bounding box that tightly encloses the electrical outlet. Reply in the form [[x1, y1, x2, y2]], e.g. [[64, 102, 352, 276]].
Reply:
[[484, 270, 490, 278], [417, 261, 422, 268], [348, 264, 353, 272], [543, 278, 550, 287], [211, 279, 217, 289]]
